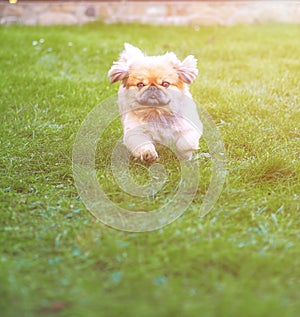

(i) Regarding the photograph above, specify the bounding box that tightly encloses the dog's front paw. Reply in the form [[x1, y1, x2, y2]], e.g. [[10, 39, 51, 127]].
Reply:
[[133, 144, 158, 164], [141, 149, 158, 164]]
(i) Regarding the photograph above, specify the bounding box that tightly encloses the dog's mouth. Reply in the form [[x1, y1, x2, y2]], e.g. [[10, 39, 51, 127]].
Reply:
[[137, 85, 170, 106]]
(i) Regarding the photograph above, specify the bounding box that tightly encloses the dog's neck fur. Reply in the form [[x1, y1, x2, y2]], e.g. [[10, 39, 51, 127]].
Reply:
[[132, 106, 178, 128]]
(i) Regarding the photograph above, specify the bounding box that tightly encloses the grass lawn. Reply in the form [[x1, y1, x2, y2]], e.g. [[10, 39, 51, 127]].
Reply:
[[1, 22, 300, 317]]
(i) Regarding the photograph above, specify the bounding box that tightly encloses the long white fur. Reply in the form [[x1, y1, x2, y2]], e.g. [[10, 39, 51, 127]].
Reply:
[[108, 43, 203, 163]]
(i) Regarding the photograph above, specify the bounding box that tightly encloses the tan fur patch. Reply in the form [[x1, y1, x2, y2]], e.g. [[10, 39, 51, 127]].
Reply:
[[125, 63, 185, 92], [133, 107, 178, 128]]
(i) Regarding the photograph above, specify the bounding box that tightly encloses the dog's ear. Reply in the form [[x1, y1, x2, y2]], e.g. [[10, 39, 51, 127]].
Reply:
[[108, 43, 144, 84], [108, 61, 129, 84], [175, 55, 198, 84]]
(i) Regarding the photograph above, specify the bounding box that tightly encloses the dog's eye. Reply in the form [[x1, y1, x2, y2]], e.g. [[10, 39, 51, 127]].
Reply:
[[137, 82, 145, 88], [162, 81, 170, 88]]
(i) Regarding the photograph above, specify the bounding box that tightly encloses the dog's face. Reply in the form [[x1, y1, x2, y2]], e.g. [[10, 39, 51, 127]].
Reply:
[[108, 43, 198, 108], [125, 60, 175, 106]]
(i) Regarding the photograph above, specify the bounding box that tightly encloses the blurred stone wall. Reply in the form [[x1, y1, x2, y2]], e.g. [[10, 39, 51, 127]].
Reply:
[[1, 1, 300, 26]]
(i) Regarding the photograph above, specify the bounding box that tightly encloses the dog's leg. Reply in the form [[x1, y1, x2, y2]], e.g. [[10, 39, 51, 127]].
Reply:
[[124, 129, 158, 163], [176, 130, 200, 160]]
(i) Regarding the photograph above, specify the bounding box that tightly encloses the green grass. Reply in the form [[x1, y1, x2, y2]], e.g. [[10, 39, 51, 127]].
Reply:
[[1, 22, 300, 317]]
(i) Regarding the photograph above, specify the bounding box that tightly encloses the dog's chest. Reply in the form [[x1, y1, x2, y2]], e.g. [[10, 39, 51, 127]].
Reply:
[[134, 108, 182, 143], [140, 108, 177, 126]]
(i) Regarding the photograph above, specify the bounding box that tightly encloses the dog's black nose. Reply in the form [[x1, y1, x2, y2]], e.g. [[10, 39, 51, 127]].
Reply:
[[148, 85, 158, 99], [149, 85, 158, 91]]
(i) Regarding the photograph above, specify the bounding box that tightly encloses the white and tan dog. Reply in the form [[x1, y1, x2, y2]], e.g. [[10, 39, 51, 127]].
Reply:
[[108, 43, 203, 163]]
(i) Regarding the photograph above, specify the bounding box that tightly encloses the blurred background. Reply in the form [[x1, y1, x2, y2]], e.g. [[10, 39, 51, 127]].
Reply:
[[1, 0, 300, 26]]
